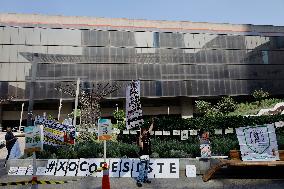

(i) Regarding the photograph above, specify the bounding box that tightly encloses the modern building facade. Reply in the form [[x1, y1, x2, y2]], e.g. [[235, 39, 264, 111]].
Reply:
[[0, 13, 284, 127]]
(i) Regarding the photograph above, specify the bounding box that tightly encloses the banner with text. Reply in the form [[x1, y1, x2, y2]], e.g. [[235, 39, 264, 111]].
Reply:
[[236, 124, 279, 161], [126, 80, 144, 130], [35, 116, 75, 146], [8, 158, 179, 178]]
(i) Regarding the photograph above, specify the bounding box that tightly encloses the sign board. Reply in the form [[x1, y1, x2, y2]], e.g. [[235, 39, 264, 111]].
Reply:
[[126, 80, 144, 130], [24, 125, 43, 152], [9, 158, 179, 178], [98, 119, 112, 140], [236, 124, 279, 161], [35, 116, 75, 146]]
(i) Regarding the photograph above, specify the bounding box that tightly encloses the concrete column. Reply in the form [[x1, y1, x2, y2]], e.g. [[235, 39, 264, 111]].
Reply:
[[180, 97, 193, 118]]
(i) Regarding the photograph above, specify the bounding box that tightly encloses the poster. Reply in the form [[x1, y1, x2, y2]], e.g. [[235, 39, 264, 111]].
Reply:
[[98, 119, 112, 140], [236, 124, 279, 161], [35, 116, 75, 146], [126, 80, 144, 130], [24, 125, 43, 152], [181, 130, 188, 140]]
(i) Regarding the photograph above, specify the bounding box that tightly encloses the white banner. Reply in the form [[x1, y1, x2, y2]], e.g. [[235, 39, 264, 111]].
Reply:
[[236, 124, 279, 161], [126, 80, 144, 130], [9, 158, 179, 178]]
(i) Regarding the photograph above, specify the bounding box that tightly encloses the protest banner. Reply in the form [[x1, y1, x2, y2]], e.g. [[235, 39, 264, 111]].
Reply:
[[9, 158, 180, 178], [34, 116, 75, 146], [126, 80, 144, 130], [236, 124, 279, 161], [24, 125, 43, 153]]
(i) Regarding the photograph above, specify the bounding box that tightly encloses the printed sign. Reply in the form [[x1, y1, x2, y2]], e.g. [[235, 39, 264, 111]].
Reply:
[[24, 125, 43, 152], [181, 130, 188, 140], [236, 124, 279, 161], [200, 144, 211, 158], [173, 130, 180, 135], [98, 119, 112, 140], [9, 158, 179, 178], [126, 80, 144, 130]]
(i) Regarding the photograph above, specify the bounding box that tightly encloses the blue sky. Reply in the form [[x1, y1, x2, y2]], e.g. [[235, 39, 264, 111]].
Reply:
[[0, 0, 284, 26]]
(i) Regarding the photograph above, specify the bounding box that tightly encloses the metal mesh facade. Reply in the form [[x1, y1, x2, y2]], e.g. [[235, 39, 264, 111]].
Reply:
[[0, 25, 284, 99]]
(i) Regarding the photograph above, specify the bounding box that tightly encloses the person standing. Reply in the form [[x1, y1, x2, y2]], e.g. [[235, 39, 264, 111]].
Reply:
[[136, 118, 155, 187], [5, 127, 17, 161]]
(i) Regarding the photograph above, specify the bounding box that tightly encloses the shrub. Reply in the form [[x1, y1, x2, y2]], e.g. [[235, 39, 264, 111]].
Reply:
[[216, 96, 237, 114]]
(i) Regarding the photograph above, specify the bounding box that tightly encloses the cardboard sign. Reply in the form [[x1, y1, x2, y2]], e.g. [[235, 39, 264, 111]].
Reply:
[[65, 159, 79, 176], [45, 159, 58, 175], [236, 124, 279, 161], [98, 119, 112, 140], [55, 159, 69, 176], [24, 125, 43, 152]]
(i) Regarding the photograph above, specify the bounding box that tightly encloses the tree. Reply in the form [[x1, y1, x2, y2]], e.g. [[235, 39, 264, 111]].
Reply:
[[216, 96, 237, 114], [252, 89, 269, 102], [113, 110, 126, 130], [195, 100, 212, 114]]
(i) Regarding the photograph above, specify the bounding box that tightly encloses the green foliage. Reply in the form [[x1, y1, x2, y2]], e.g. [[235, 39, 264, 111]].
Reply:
[[113, 110, 125, 120], [230, 98, 283, 116], [113, 110, 126, 130], [69, 109, 81, 117], [147, 114, 284, 131], [196, 96, 237, 117], [252, 89, 269, 102], [195, 100, 212, 114], [210, 136, 239, 155], [216, 97, 237, 114]]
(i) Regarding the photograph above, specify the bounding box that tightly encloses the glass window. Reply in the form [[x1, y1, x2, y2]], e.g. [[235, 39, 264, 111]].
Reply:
[[276, 36, 284, 49], [153, 32, 160, 48], [262, 51, 269, 64]]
